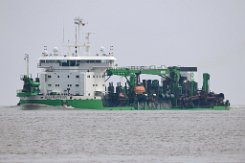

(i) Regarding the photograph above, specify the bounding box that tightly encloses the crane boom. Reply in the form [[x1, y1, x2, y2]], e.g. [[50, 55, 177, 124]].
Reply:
[[106, 66, 197, 77], [106, 66, 169, 77]]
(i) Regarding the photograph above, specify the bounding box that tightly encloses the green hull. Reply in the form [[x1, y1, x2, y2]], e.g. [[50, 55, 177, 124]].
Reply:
[[19, 99, 63, 106], [19, 99, 103, 109], [18, 99, 229, 110]]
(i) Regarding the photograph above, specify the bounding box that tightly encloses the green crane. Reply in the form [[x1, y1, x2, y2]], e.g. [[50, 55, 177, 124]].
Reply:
[[106, 66, 198, 97], [106, 66, 170, 88]]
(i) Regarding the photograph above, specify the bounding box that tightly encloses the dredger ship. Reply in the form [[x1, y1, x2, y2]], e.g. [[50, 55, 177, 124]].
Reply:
[[17, 18, 230, 110]]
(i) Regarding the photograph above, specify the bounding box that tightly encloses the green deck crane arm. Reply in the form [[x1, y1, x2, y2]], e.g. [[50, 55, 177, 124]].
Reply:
[[106, 67, 171, 91], [106, 67, 169, 77]]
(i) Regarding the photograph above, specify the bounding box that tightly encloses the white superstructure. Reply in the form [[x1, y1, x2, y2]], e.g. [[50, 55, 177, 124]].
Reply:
[[37, 18, 116, 99]]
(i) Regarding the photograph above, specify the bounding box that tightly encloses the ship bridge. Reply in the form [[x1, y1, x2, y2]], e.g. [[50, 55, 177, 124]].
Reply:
[[38, 55, 116, 71]]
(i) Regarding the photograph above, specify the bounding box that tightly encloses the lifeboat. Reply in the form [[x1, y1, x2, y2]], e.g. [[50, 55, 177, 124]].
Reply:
[[134, 85, 146, 94], [119, 92, 125, 97]]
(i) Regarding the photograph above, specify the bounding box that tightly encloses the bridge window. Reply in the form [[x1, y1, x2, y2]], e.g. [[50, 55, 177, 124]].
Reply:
[[46, 60, 58, 63], [60, 60, 79, 66], [61, 60, 69, 66], [69, 60, 76, 66], [84, 60, 102, 63]]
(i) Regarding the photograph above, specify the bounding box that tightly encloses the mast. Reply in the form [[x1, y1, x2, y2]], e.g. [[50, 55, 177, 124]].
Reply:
[[74, 17, 86, 56], [24, 53, 29, 77], [85, 32, 91, 56]]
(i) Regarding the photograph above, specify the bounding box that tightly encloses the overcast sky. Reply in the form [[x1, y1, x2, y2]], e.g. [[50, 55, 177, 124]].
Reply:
[[0, 0, 245, 105]]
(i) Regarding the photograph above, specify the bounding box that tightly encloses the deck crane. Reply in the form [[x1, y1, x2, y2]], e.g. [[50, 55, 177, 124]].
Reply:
[[104, 66, 228, 109], [106, 66, 197, 96], [107, 66, 169, 87], [105, 66, 201, 108]]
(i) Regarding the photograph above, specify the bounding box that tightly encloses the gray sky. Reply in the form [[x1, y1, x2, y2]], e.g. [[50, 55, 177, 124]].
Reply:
[[0, 0, 245, 105]]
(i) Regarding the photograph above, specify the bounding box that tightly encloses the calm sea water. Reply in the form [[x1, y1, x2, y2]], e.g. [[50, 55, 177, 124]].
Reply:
[[0, 105, 244, 163]]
